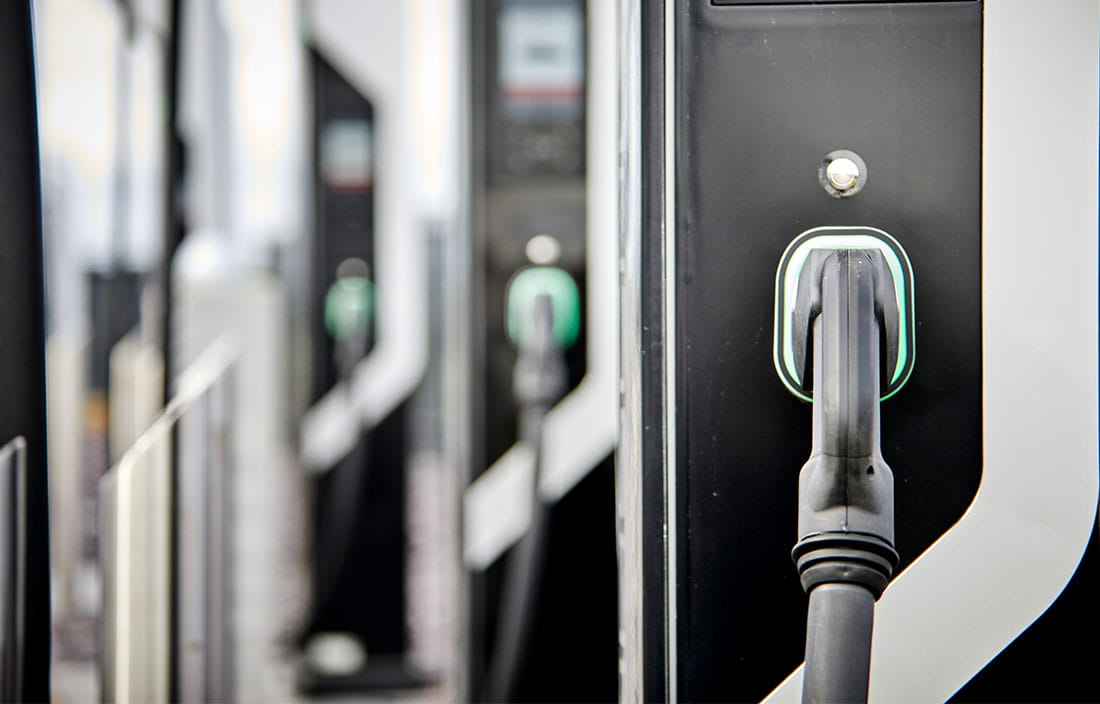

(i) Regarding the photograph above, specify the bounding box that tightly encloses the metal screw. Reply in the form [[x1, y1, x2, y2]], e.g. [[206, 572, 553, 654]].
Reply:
[[819, 150, 867, 198], [826, 158, 860, 191]]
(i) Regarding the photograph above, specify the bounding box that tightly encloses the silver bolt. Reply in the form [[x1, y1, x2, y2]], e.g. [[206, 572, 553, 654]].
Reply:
[[820, 150, 868, 198], [825, 157, 860, 191]]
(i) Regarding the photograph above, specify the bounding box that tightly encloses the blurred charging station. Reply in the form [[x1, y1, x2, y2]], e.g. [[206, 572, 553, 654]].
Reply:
[[460, 0, 620, 700]]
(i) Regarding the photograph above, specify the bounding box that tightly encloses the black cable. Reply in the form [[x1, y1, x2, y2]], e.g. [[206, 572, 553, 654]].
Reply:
[[487, 296, 565, 702], [304, 340, 372, 636], [802, 583, 875, 703], [486, 406, 551, 703]]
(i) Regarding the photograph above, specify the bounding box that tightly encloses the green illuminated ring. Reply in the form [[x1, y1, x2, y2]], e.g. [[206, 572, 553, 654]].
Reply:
[[505, 265, 582, 349], [773, 226, 916, 402]]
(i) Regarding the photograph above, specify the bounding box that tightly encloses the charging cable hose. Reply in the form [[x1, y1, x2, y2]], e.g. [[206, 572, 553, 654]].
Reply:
[[487, 266, 579, 702]]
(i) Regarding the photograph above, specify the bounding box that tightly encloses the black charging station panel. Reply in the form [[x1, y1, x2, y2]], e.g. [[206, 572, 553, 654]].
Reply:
[[660, 1, 984, 700], [303, 53, 410, 669]]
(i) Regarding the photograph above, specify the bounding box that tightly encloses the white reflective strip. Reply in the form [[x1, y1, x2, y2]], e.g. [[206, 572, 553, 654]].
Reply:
[[460, 0, 619, 570], [463, 444, 536, 570], [540, 0, 619, 503], [763, 2, 1100, 701], [539, 381, 618, 501], [299, 383, 359, 474]]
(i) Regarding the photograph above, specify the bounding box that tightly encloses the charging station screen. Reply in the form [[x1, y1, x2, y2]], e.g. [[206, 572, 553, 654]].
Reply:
[[498, 0, 583, 119], [320, 118, 372, 192]]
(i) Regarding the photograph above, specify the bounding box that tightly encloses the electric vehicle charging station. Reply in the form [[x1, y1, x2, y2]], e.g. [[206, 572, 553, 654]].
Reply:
[[298, 47, 422, 693], [618, 1, 1099, 702], [298, 0, 468, 697], [460, 0, 619, 699]]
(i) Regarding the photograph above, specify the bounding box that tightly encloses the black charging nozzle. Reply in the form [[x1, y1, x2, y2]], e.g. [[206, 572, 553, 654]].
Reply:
[[512, 294, 568, 412], [774, 228, 915, 704]]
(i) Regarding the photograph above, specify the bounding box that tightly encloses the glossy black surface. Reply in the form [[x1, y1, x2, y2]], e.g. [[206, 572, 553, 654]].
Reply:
[[0, 2, 50, 698]]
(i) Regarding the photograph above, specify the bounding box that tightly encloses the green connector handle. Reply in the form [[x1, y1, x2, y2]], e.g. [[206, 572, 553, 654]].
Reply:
[[324, 276, 375, 344], [505, 266, 581, 350]]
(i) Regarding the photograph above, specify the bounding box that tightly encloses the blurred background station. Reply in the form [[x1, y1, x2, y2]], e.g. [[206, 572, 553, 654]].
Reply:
[[2, 0, 1098, 702], [30, 0, 617, 700]]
